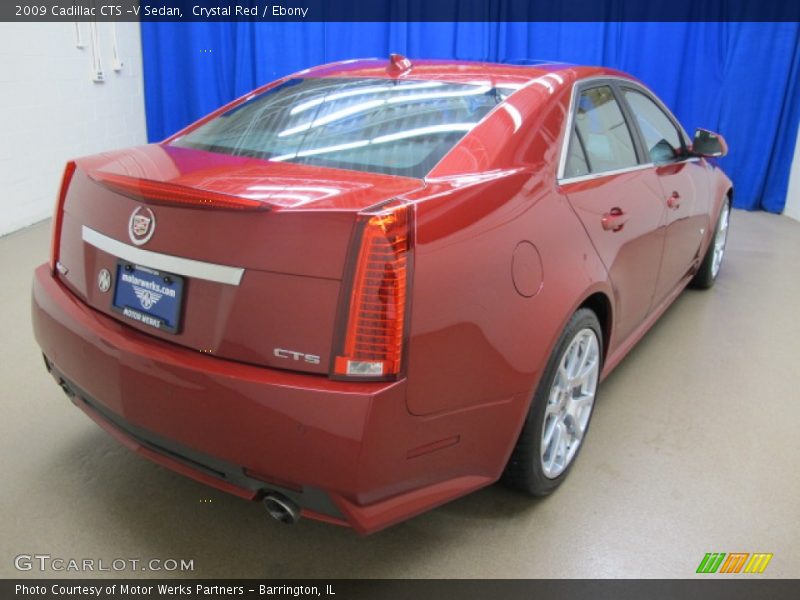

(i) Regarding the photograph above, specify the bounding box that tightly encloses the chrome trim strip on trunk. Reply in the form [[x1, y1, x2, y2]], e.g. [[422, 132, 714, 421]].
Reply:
[[82, 226, 244, 286]]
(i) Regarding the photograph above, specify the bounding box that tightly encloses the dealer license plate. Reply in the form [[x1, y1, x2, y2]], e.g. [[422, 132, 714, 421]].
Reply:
[[112, 261, 184, 333]]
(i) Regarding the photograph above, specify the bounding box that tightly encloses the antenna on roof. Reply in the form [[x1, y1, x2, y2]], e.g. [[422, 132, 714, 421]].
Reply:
[[387, 53, 412, 75]]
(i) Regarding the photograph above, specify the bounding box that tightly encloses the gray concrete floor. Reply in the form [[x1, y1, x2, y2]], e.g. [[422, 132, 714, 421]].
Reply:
[[1, 211, 799, 579]]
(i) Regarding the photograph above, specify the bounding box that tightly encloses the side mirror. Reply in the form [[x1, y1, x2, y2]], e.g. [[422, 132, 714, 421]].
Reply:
[[692, 128, 728, 158]]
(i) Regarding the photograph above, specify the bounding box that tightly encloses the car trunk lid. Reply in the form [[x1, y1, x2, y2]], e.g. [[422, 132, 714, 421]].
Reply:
[[54, 144, 424, 375]]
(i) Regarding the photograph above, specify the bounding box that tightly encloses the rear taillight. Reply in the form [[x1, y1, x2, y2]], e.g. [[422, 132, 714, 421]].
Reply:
[[333, 202, 413, 379], [50, 161, 76, 274], [88, 171, 268, 210]]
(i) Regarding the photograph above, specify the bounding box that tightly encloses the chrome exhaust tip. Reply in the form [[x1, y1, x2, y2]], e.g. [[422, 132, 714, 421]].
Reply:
[[263, 493, 301, 525]]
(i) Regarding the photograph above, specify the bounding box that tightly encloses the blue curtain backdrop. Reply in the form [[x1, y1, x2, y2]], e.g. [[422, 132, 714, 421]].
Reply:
[[140, 22, 800, 212]]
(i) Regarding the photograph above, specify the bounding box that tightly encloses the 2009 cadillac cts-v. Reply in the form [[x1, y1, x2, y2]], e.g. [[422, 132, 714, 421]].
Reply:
[[32, 57, 731, 534]]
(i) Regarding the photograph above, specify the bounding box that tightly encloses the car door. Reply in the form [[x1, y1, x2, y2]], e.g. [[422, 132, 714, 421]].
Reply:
[[559, 83, 667, 345], [619, 86, 710, 304]]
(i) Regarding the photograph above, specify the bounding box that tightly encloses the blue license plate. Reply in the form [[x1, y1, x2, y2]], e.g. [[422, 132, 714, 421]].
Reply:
[[112, 262, 184, 333]]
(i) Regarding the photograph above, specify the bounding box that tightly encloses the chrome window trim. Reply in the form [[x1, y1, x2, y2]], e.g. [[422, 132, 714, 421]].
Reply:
[[555, 80, 579, 181], [556, 75, 691, 184], [82, 226, 244, 286], [559, 156, 702, 186], [558, 162, 655, 185]]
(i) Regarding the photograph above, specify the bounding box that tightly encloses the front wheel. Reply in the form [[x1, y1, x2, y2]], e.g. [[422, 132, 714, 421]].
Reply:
[[691, 198, 730, 289], [503, 308, 603, 496]]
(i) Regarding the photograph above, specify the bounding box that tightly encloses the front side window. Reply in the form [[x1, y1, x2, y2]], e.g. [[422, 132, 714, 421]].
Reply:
[[566, 85, 638, 176], [623, 89, 684, 163], [173, 77, 510, 178]]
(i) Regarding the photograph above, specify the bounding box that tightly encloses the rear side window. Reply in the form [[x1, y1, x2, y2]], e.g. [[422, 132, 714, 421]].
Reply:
[[623, 89, 684, 163], [566, 85, 638, 176], [564, 129, 590, 178], [173, 77, 508, 178]]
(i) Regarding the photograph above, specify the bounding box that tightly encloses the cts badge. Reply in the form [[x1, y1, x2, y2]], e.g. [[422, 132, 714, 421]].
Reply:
[[97, 268, 112, 293], [273, 348, 321, 365], [128, 206, 156, 246]]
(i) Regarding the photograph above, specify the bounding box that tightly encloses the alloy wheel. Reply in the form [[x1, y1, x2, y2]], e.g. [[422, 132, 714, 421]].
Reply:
[[540, 328, 600, 479], [711, 202, 730, 279]]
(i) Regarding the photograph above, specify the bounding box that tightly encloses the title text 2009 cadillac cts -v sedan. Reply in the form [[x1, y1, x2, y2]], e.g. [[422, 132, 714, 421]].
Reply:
[[32, 57, 732, 534]]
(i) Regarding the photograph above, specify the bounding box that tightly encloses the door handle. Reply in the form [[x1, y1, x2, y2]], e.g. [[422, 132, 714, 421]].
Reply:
[[601, 207, 628, 232], [667, 191, 681, 209]]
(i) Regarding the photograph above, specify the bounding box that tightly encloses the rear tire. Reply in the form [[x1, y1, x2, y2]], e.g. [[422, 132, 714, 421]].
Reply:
[[503, 308, 603, 496], [691, 197, 730, 290]]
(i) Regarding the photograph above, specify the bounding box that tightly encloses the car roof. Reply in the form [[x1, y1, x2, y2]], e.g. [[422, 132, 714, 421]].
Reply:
[[298, 57, 632, 87]]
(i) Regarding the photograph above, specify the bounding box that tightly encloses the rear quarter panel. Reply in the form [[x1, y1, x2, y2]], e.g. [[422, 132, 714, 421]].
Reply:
[[404, 77, 612, 418]]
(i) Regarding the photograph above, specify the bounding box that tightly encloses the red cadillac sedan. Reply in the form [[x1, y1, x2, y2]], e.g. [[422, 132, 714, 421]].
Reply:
[[32, 57, 731, 534]]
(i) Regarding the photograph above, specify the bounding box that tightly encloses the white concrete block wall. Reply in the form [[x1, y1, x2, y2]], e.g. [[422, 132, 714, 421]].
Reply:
[[784, 127, 800, 222], [0, 22, 147, 237]]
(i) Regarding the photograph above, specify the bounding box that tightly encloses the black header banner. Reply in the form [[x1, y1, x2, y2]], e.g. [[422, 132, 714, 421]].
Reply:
[[2, 0, 800, 22]]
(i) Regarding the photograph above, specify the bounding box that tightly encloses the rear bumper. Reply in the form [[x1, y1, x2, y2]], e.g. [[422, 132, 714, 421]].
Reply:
[[32, 265, 499, 534]]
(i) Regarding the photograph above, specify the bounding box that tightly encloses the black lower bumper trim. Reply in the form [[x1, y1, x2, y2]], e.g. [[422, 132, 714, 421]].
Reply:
[[43, 355, 344, 521]]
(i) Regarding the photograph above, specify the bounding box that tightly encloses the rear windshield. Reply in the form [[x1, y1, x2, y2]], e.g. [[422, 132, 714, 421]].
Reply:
[[172, 77, 512, 178]]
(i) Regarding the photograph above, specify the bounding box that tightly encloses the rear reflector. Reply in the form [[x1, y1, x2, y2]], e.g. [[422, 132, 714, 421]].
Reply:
[[89, 171, 267, 210], [334, 202, 412, 379], [50, 161, 76, 274]]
